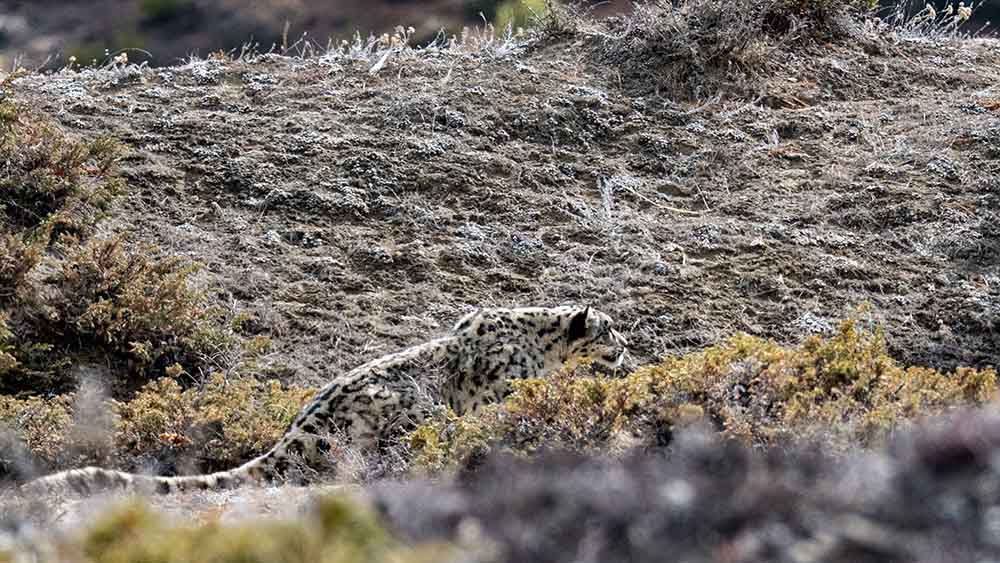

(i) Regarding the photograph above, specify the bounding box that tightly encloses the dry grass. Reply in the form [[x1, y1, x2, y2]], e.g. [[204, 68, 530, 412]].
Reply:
[[884, 0, 986, 39], [586, 0, 878, 98]]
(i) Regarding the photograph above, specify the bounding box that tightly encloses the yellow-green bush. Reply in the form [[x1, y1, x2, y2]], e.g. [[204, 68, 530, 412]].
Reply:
[[115, 374, 315, 472], [52, 236, 212, 367], [0, 86, 122, 300], [594, 0, 883, 99], [0, 95, 122, 243], [0, 234, 227, 397], [0, 372, 314, 475], [31, 497, 449, 563], [495, 0, 548, 31], [0, 394, 74, 468], [56, 238, 204, 348], [411, 319, 997, 471]]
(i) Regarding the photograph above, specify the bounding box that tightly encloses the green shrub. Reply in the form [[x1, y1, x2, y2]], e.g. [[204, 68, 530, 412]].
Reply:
[[0, 83, 300, 476], [409, 406, 506, 474], [410, 319, 998, 471], [0, 234, 40, 301], [0, 79, 242, 398], [0, 235, 229, 397], [495, 0, 548, 31], [0, 85, 123, 302], [53, 236, 210, 363], [0, 99, 123, 240]]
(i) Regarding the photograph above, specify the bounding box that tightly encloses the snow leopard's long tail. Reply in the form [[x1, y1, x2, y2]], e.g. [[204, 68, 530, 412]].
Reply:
[[20, 453, 275, 497]]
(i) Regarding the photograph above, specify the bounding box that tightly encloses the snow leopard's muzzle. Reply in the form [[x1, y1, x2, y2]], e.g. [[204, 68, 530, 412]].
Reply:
[[566, 306, 629, 372], [593, 327, 628, 369]]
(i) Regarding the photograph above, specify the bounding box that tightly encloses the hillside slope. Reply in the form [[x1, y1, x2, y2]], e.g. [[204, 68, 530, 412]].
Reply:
[[9, 23, 999, 390]]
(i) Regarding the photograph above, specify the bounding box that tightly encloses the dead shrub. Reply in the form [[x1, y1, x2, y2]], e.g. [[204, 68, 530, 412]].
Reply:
[[773, 0, 877, 29], [595, 0, 770, 98]]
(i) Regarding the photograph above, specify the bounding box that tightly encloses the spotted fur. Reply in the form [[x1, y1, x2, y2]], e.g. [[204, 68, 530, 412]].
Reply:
[[23, 306, 627, 496]]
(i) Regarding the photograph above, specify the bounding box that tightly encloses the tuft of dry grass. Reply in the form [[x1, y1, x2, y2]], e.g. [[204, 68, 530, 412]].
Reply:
[[884, 0, 985, 39], [588, 0, 878, 98]]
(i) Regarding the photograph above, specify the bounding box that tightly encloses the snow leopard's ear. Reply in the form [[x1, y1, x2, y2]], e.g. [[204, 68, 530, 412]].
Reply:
[[567, 306, 590, 342]]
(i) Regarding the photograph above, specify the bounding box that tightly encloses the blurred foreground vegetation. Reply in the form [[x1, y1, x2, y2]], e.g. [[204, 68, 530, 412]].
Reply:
[[1, 497, 452, 563]]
